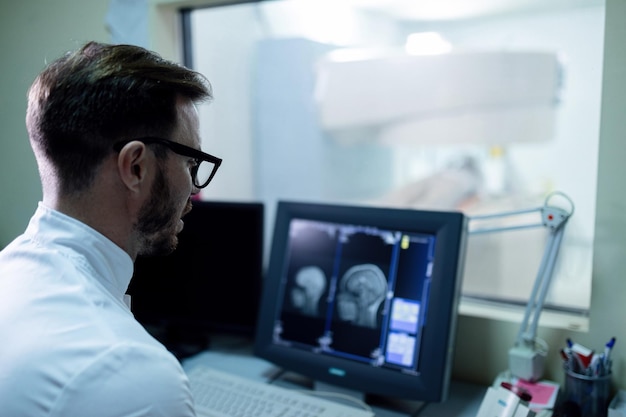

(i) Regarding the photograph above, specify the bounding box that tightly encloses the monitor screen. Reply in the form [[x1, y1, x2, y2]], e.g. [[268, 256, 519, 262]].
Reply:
[[254, 200, 467, 403], [128, 200, 264, 356]]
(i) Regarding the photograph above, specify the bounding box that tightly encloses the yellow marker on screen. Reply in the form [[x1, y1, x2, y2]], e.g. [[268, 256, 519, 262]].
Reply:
[[401, 235, 410, 249]]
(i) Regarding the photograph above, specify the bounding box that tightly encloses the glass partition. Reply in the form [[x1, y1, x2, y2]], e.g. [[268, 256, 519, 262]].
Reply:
[[185, 0, 604, 323]]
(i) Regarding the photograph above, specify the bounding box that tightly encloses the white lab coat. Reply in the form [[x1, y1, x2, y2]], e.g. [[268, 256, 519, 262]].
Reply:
[[0, 203, 195, 417]]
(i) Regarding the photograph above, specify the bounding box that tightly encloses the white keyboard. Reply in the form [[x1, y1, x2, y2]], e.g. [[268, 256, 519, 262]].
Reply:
[[187, 366, 375, 417]]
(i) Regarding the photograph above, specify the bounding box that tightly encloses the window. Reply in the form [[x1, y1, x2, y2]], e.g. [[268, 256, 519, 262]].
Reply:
[[185, 0, 604, 329]]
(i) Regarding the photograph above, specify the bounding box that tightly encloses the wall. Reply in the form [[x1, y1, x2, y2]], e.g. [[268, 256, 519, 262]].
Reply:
[[0, 0, 111, 248], [588, 0, 626, 390], [0, 0, 624, 394]]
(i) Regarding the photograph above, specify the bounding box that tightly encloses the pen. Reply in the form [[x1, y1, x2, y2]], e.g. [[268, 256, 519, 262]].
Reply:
[[604, 337, 616, 369], [589, 353, 602, 376], [501, 382, 532, 405], [560, 348, 577, 373]]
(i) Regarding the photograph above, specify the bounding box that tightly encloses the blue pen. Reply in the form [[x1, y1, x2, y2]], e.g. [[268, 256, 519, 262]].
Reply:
[[589, 353, 602, 376], [604, 337, 616, 369]]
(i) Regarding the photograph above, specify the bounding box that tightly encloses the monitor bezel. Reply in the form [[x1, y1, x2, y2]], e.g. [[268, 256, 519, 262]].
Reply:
[[254, 200, 468, 403]]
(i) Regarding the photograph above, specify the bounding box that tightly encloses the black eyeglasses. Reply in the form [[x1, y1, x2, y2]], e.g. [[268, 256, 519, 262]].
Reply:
[[113, 137, 222, 189]]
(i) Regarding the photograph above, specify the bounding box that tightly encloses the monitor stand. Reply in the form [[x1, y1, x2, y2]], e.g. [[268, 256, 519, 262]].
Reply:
[[363, 381, 485, 416], [313, 380, 370, 408], [313, 380, 430, 415]]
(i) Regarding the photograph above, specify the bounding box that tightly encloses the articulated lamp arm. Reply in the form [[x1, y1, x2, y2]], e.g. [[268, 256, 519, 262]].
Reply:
[[517, 205, 569, 350], [468, 191, 574, 381]]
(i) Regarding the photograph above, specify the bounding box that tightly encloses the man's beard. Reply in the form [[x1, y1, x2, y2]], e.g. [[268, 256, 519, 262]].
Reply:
[[135, 167, 184, 257]]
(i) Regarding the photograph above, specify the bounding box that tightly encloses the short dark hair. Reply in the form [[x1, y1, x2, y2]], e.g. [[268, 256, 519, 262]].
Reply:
[[26, 41, 213, 194]]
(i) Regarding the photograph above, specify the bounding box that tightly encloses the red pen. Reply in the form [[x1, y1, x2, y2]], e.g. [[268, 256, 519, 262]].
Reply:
[[500, 382, 532, 404]]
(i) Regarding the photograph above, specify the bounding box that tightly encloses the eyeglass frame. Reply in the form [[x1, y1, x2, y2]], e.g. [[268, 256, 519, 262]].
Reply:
[[113, 137, 222, 189]]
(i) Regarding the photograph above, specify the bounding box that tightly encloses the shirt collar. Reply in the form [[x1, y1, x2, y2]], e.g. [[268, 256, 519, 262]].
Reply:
[[26, 202, 134, 301]]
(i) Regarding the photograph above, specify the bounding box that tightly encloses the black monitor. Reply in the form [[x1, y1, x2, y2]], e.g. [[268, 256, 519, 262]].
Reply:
[[254, 200, 467, 404], [128, 200, 264, 358]]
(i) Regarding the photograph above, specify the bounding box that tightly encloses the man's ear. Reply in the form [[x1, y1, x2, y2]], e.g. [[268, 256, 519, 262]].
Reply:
[[116, 141, 149, 193]]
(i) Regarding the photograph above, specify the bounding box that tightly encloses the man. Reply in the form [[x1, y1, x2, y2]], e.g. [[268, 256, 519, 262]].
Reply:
[[0, 41, 221, 416]]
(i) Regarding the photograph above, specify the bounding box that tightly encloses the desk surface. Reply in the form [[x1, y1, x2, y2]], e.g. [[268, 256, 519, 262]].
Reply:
[[181, 336, 486, 417]]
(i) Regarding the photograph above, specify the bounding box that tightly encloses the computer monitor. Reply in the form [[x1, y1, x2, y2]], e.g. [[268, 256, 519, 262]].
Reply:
[[128, 200, 264, 357], [254, 200, 467, 404]]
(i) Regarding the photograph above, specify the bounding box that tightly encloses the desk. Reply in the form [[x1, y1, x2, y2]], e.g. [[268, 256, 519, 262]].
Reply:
[[181, 336, 486, 417]]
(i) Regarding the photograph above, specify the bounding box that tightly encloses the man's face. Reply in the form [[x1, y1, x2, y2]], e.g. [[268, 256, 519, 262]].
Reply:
[[135, 97, 201, 256], [135, 165, 186, 256]]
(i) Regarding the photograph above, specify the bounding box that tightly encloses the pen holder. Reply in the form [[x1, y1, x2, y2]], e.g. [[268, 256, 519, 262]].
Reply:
[[563, 368, 611, 417]]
